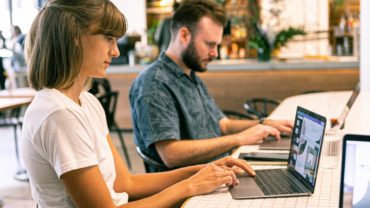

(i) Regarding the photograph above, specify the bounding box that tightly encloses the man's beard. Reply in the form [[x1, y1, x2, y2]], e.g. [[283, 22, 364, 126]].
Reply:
[[181, 40, 212, 72]]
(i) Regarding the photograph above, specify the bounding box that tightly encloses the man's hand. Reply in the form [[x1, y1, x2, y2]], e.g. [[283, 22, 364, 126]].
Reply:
[[263, 119, 294, 135], [234, 124, 280, 145]]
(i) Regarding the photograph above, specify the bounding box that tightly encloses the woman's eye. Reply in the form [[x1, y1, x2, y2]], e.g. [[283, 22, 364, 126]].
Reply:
[[106, 36, 115, 42]]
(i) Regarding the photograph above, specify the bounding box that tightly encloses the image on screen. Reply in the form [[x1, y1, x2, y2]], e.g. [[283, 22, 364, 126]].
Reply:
[[342, 141, 370, 208], [288, 111, 325, 186]]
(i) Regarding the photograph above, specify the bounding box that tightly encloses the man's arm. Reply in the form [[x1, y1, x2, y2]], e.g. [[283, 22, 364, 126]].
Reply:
[[155, 124, 280, 168], [219, 117, 259, 135], [219, 117, 294, 135]]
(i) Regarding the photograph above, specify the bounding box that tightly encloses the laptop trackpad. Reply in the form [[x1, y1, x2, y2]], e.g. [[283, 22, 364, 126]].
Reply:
[[230, 176, 264, 199]]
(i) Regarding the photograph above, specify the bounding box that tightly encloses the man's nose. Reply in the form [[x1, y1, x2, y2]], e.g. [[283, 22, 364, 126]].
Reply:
[[209, 46, 218, 58]]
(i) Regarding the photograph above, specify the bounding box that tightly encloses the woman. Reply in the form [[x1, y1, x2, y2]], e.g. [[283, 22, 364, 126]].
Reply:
[[21, 0, 255, 207]]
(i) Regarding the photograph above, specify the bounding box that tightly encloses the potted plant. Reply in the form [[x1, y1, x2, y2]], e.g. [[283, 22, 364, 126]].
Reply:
[[249, 22, 306, 62]]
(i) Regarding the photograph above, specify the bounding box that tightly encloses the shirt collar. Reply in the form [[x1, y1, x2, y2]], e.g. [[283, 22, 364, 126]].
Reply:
[[159, 52, 199, 84]]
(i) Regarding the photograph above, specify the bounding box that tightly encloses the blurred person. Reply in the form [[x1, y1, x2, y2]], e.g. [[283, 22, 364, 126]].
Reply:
[[21, 0, 255, 207], [130, 0, 293, 172], [0, 30, 6, 89], [11, 25, 26, 71], [0, 56, 5, 89], [0, 30, 6, 49], [154, 2, 180, 52]]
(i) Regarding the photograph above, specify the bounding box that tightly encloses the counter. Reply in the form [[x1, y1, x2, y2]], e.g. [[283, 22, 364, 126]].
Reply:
[[108, 56, 359, 74], [106, 57, 359, 129]]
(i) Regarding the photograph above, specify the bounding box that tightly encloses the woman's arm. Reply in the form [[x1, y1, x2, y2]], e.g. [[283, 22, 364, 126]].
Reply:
[[61, 135, 255, 208], [60, 135, 202, 208], [61, 166, 117, 208], [61, 150, 239, 208], [60, 164, 210, 208], [122, 164, 236, 208], [106, 134, 205, 199]]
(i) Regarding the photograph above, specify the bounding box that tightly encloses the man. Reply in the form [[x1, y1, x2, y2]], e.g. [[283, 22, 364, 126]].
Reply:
[[130, 0, 293, 172]]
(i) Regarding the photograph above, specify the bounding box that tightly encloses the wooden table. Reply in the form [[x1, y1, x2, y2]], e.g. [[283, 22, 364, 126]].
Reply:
[[0, 88, 36, 98], [182, 91, 365, 208], [0, 97, 32, 111], [0, 97, 33, 181]]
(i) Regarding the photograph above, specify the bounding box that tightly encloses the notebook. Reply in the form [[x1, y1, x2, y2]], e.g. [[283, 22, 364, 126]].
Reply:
[[259, 84, 360, 151], [339, 134, 370, 208], [230, 106, 326, 199]]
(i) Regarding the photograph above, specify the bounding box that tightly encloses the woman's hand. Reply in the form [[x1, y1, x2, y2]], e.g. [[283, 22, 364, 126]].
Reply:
[[181, 156, 256, 197], [182, 163, 238, 196], [213, 156, 255, 177]]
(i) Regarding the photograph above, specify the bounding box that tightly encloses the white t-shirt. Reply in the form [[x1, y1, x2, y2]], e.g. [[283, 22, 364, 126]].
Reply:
[[21, 88, 128, 207]]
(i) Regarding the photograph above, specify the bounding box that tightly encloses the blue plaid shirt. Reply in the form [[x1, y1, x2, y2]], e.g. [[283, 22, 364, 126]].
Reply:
[[129, 53, 225, 170]]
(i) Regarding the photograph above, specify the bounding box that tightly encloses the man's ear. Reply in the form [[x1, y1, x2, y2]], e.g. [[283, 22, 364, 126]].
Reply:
[[178, 27, 192, 47]]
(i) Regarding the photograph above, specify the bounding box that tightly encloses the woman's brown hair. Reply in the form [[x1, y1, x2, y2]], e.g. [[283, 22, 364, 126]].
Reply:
[[25, 0, 127, 90]]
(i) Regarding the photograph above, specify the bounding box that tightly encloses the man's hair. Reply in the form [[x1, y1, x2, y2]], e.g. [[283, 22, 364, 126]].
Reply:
[[25, 0, 127, 90], [170, 0, 226, 37]]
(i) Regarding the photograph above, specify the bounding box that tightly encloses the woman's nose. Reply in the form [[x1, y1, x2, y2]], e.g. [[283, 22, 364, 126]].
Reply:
[[110, 45, 120, 58]]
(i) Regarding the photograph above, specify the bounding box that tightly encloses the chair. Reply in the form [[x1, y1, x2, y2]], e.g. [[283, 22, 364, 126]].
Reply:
[[243, 98, 280, 119], [89, 78, 112, 97], [90, 78, 132, 133], [136, 147, 168, 173], [97, 91, 132, 169], [0, 107, 23, 174], [222, 110, 254, 120]]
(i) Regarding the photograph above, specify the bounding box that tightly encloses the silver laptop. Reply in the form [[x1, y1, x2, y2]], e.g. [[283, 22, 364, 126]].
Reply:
[[230, 106, 326, 199], [331, 83, 360, 130], [339, 134, 370, 208], [258, 135, 291, 150], [259, 84, 360, 151]]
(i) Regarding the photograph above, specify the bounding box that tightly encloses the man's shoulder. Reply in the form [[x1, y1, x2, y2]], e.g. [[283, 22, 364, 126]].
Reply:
[[136, 59, 175, 85]]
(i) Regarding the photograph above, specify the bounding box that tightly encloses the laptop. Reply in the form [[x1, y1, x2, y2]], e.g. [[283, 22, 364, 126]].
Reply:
[[230, 106, 326, 199], [339, 134, 370, 208], [259, 83, 360, 151], [331, 83, 360, 130]]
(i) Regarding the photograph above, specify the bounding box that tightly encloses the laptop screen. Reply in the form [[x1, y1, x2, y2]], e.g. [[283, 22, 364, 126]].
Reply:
[[340, 135, 370, 208], [332, 83, 360, 129], [287, 106, 326, 191]]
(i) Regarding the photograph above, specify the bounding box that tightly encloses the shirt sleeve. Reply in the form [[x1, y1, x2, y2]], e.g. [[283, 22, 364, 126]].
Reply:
[[134, 84, 180, 149], [38, 109, 99, 177], [200, 81, 225, 122]]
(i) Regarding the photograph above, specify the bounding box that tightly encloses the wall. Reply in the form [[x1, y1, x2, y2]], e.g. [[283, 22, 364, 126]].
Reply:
[[260, 0, 330, 57], [112, 0, 147, 43]]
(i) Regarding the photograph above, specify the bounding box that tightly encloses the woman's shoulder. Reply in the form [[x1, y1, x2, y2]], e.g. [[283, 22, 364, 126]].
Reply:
[[80, 90, 100, 105]]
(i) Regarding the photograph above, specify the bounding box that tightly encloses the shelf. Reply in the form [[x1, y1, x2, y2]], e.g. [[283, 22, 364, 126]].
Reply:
[[147, 6, 172, 14]]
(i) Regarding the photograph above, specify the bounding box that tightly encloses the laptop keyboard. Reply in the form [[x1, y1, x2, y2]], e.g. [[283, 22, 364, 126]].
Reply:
[[255, 169, 304, 195]]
